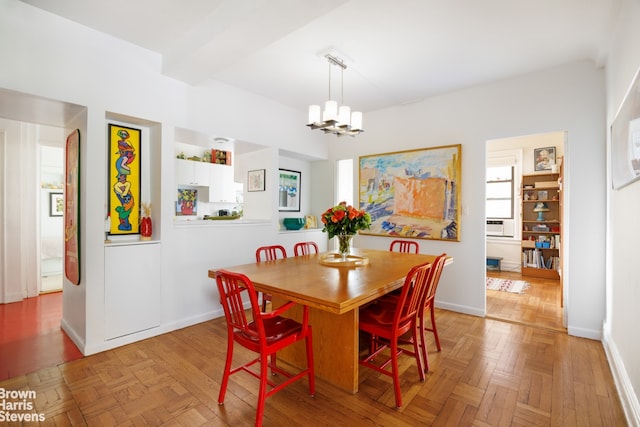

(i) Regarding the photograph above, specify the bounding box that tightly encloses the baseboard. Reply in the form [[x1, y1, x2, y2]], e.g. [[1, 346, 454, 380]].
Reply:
[[61, 317, 86, 355], [567, 325, 602, 340], [83, 308, 224, 356], [603, 325, 640, 427], [436, 300, 484, 317]]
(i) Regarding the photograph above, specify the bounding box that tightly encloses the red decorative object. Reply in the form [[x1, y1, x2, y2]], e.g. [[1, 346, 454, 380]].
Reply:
[[140, 203, 152, 240], [140, 217, 152, 240]]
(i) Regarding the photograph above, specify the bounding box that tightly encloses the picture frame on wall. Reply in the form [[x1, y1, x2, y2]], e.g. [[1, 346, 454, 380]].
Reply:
[[534, 146, 556, 171], [107, 123, 141, 235], [611, 65, 640, 189], [49, 192, 63, 216], [358, 144, 461, 241], [176, 188, 198, 216], [278, 169, 301, 212], [65, 129, 80, 285], [247, 169, 266, 192]]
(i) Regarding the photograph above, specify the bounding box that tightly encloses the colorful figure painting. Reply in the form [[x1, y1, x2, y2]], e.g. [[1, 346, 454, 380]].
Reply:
[[358, 144, 461, 241], [65, 129, 80, 285], [108, 124, 141, 235]]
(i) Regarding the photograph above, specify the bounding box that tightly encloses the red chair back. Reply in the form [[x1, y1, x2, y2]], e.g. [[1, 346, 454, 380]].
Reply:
[[393, 262, 433, 334], [389, 239, 419, 254], [294, 241, 319, 256], [215, 269, 263, 340], [423, 253, 447, 308], [256, 245, 287, 262]]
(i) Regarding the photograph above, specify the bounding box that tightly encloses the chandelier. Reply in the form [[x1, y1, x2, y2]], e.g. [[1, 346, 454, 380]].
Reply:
[[307, 54, 363, 137]]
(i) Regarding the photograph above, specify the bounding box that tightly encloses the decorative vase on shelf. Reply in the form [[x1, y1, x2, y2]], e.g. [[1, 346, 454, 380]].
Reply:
[[337, 234, 354, 259], [140, 202, 152, 240]]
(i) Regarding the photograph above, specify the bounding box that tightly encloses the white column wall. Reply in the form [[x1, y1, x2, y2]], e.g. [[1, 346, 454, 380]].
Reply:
[[604, 0, 640, 423]]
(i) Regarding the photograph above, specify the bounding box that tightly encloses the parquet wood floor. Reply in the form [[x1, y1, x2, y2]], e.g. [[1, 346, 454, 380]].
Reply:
[[486, 271, 565, 332], [0, 305, 626, 426]]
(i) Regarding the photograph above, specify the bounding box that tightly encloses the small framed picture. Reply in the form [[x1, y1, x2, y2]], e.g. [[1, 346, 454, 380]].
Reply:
[[176, 188, 198, 216], [278, 169, 301, 212], [537, 190, 548, 201], [247, 169, 265, 192], [50, 192, 63, 216], [534, 147, 556, 171]]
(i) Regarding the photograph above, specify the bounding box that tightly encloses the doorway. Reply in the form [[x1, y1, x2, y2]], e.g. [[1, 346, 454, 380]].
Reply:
[[40, 143, 65, 294], [485, 132, 566, 331]]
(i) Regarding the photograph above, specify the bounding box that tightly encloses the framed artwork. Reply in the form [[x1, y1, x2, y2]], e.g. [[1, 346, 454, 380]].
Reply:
[[108, 124, 141, 235], [611, 65, 640, 189], [64, 129, 80, 285], [534, 146, 556, 171], [247, 169, 265, 192], [359, 144, 461, 241], [278, 169, 301, 212], [305, 215, 317, 229], [49, 192, 63, 216], [176, 188, 197, 215]]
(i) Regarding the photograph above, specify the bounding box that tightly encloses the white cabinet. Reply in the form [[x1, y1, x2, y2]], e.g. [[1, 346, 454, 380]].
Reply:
[[209, 164, 236, 203], [105, 243, 161, 340], [176, 159, 210, 186]]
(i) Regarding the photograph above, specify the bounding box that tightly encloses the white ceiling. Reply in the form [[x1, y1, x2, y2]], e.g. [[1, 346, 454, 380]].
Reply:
[[19, 0, 618, 115]]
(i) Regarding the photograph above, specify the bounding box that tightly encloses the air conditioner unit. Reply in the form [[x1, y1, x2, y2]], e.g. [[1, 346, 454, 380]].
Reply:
[[486, 220, 504, 236], [486, 219, 514, 237]]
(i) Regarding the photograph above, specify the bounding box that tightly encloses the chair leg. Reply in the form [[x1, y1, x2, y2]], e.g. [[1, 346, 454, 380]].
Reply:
[[411, 327, 425, 382], [430, 306, 441, 351], [269, 353, 277, 375], [218, 336, 234, 404], [306, 330, 316, 397], [390, 340, 402, 408], [418, 310, 430, 372], [256, 354, 269, 427]]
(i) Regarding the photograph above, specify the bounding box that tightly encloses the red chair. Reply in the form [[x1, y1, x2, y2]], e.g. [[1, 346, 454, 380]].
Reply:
[[255, 245, 287, 311], [418, 253, 447, 372], [358, 262, 432, 408], [215, 269, 315, 427], [389, 239, 420, 254], [293, 241, 319, 256]]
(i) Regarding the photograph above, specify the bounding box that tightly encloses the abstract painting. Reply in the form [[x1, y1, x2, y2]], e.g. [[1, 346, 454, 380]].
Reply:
[[359, 144, 461, 241]]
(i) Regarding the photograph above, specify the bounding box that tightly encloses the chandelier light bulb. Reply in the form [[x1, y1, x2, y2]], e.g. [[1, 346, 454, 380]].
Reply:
[[338, 105, 351, 126], [351, 111, 363, 131], [323, 100, 338, 122]]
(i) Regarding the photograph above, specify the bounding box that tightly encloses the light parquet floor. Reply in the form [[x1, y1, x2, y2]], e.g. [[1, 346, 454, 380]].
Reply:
[[486, 270, 565, 332], [0, 304, 626, 426]]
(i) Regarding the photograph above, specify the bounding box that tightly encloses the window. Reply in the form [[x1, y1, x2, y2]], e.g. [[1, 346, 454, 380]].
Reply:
[[486, 166, 513, 219], [336, 159, 354, 205]]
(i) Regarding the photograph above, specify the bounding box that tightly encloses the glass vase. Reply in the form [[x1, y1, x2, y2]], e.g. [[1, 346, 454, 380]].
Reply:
[[337, 234, 354, 259]]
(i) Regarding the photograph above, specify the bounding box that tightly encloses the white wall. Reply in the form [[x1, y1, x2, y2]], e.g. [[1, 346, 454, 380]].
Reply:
[[604, 0, 640, 423], [328, 60, 606, 334], [0, 0, 327, 354]]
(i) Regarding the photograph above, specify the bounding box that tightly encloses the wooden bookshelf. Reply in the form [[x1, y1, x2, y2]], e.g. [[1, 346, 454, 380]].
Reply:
[[521, 171, 561, 280]]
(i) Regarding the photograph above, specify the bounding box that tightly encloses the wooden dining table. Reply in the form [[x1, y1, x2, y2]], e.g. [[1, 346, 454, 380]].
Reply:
[[208, 248, 450, 394]]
